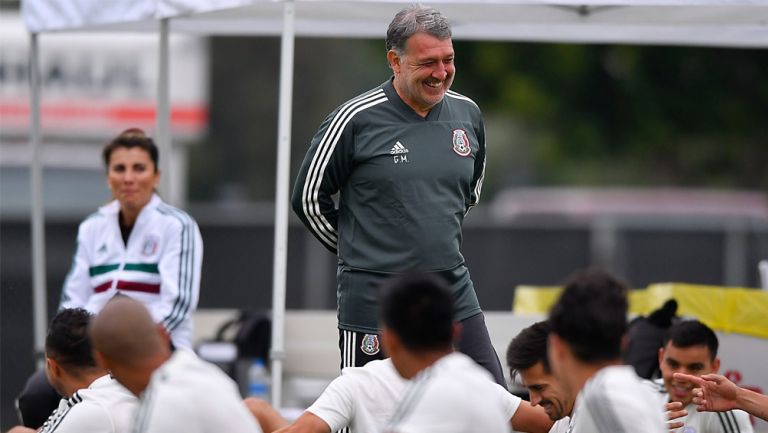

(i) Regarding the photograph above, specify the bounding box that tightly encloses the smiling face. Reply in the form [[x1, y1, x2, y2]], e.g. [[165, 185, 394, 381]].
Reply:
[[519, 362, 573, 421], [107, 146, 159, 216], [659, 343, 720, 406], [388, 32, 455, 117]]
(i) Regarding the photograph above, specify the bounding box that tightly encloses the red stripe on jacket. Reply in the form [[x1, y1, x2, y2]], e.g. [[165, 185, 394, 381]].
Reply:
[[94, 280, 161, 294]]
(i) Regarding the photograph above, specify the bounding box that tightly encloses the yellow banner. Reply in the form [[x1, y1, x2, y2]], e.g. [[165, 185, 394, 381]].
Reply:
[[512, 283, 768, 339]]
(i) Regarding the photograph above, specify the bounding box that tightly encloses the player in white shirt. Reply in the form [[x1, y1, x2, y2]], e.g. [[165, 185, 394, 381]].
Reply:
[[386, 352, 519, 433], [37, 375, 137, 433], [252, 356, 549, 433], [304, 358, 406, 433], [507, 320, 574, 433], [507, 320, 689, 433], [548, 270, 667, 433], [89, 296, 262, 433], [571, 363, 667, 432], [377, 273, 515, 433], [7, 308, 138, 433], [653, 320, 753, 433]]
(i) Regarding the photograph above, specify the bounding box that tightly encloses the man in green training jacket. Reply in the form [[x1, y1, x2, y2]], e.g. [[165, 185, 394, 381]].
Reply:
[[291, 4, 505, 386]]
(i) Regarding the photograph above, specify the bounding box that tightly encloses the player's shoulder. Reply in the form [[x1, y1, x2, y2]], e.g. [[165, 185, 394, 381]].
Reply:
[[344, 358, 402, 385], [549, 417, 572, 433], [153, 199, 197, 225], [701, 408, 754, 433], [586, 366, 656, 402], [445, 88, 480, 109], [444, 88, 483, 125], [50, 391, 113, 433], [157, 350, 236, 392], [642, 377, 668, 396], [330, 84, 389, 117], [78, 207, 110, 233], [423, 353, 494, 395], [86, 375, 137, 404]]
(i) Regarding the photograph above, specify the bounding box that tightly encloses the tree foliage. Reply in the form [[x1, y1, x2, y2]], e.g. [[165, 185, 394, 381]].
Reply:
[[453, 42, 768, 194]]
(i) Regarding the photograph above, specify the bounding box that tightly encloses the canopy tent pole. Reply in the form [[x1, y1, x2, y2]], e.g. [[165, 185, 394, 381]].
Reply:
[[157, 18, 172, 201], [29, 31, 48, 369], [269, 0, 295, 409]]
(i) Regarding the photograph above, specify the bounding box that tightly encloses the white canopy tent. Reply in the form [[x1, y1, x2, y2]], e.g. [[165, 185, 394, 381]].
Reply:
[[22, 0, 768, 407]]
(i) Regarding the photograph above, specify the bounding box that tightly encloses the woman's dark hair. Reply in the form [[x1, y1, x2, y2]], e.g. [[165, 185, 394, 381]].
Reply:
[[102, 128, 159, 171]]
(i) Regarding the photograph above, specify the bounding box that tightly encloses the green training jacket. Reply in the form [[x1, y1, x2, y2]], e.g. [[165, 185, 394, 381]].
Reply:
[[292, 78, 486, 332]]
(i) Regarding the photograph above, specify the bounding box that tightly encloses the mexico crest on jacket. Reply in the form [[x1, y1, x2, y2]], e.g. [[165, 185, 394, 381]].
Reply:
[[451, 128, 471, 156], [142, 234, 160, 256]]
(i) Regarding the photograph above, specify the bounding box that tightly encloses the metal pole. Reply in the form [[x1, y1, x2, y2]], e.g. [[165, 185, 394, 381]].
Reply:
[[29, 32, 48, 369], [270, 0, 295, 409], [157, 18, 172, 203]]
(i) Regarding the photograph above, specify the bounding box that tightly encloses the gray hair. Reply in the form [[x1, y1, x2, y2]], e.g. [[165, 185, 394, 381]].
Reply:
[[386, 5, 452, 55]]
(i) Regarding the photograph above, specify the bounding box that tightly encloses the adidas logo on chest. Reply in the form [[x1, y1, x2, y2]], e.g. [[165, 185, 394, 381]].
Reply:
[[390, 141, 409, 164]]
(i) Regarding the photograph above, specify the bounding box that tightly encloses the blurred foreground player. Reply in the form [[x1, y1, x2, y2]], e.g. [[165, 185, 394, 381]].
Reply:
[[380, 273, 518, 433], [89, 297, 262, 433], [9, 308, 137, 433], [548, 270, 667, 433]]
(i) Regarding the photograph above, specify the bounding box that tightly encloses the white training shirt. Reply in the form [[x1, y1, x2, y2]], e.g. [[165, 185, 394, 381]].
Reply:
[[132, 350, 262, 433], [648, 378, 754, 433], [61, 194, 203, 349], [307, 358, 406, 433], [39, 375, 138, 433], [570, 365, 666, 433], [548, 416, 572, 433], [385, 352, 516, 433], [674, 407, 754, 433]]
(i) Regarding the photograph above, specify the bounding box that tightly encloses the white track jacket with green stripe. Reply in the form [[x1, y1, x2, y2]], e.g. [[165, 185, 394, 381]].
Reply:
[[61, 194, 203, 349]]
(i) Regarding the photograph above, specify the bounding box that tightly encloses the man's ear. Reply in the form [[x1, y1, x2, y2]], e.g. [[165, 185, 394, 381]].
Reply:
[[548, 333, 565, 364], [658, 346, 666, 366], [381, 327, 398, 358], [451, 322, 463, 346], [92, 349, 109, 371], [712, 356, 721, 374], [620, 333, 629, 353], [47, 357, 62, 377], [156, 323, 171, 348], [387, 50, 402, 74]]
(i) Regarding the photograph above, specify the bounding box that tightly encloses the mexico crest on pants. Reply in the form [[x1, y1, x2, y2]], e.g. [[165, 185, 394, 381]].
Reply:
[[361, 334, 380, 356]]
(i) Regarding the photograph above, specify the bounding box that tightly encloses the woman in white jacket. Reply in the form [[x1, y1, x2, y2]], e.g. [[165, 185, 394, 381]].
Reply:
[[61, 128, 203, 350], [17, 128, 204, 429]]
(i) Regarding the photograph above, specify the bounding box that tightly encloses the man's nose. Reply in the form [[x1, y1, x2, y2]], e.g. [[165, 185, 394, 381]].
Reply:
[[432, 63, 448, 80]]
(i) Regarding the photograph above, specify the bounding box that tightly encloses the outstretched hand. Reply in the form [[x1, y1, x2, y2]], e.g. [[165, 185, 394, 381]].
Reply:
[[672, 373, 739, 413]]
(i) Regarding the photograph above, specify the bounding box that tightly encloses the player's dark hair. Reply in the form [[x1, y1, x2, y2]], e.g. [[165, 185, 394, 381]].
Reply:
[[103, 128, 159, 171], [549, 269, 629, 363], [386, 5, 452, 55], [46, 308, 97, 370], [380, 273, 454, 353], [664, 320, 719, 360], [507, 320, 552, 376]]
